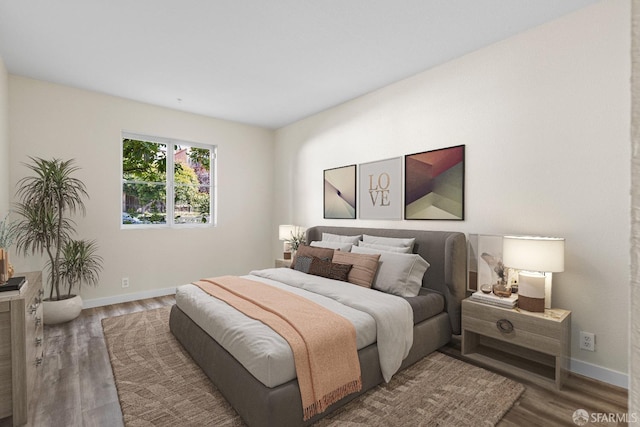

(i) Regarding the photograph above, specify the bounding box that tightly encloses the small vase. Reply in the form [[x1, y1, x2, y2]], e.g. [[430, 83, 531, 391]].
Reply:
[[0, 248, 9, 283], [492, 282, 512, 298]]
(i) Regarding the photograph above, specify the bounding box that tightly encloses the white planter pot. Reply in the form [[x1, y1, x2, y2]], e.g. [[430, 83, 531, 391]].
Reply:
[[43, 295, 83, 325]]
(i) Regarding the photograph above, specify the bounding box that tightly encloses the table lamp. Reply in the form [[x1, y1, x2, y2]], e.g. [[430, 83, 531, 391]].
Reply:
[[279, 225, 298, 260], [502, 235, 565, 312]]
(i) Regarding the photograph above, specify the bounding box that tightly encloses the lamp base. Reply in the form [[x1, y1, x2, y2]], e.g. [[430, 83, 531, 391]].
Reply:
[[518, 295, 545, 312]]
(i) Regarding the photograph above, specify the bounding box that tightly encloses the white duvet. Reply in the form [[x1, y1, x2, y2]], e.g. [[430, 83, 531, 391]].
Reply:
[[175, 268, 413, 388]]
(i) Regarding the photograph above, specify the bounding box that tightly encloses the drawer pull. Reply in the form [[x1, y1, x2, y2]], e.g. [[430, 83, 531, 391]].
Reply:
[[35, 337, 43, 346], [35, 357, 43, 367], [35, 317, 42, 327], [496, 319, 514, 333]]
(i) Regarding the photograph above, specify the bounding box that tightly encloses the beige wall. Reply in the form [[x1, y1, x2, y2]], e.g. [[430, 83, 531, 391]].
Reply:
[[630, 0, 639, 415], [0, 58, 9, 214], [275, 1, 630, 384], [8, 76, 275, 303]]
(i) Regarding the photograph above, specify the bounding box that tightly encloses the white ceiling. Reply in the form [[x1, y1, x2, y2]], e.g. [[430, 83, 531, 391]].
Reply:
[[0, 0, 599, 129]]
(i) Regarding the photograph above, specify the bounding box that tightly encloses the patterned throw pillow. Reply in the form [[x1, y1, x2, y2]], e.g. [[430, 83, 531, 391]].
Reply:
[[290, 245, 335, 270], [327, 262, 353, 281], [331, 251, 381, 288], [308, 256, 353, 282], [293, 255, 314, 274]]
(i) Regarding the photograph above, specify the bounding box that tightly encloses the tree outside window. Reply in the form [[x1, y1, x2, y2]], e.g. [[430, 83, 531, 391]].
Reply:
[[121, 133, 215, 227]]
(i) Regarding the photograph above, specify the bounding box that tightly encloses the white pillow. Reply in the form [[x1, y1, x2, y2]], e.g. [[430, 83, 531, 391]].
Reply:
[[362, 234, 416, 251], [310, 240, 353, 251], [352, 245, 429, 297], [322, 232, 362, 245], [358, 242, 412, 254]]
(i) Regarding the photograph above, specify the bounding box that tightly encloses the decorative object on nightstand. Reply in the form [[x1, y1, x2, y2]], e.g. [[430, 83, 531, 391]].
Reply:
[[278, 225, 306, 260], [502, 235, 565, 312], [469, 290, 517, 309]]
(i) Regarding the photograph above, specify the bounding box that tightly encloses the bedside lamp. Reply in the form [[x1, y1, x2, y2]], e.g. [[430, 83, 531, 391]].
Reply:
[[279, 225, 305, 260], [502, 235, 565, 312]]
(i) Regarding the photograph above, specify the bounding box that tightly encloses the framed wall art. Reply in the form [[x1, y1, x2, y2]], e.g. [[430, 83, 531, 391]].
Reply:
[[404, 144, 465, 220], [358, 157, 402, 220], [323, 165, 357, 219]]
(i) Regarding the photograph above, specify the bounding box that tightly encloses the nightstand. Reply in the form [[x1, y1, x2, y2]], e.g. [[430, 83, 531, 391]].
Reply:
[[461, 298, 571, 390], [275, 258, 292, 268]]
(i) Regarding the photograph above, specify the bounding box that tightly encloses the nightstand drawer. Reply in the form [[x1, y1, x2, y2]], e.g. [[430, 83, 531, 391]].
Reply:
[[462, 300, 568, 356], [462, 315, 562, 355]]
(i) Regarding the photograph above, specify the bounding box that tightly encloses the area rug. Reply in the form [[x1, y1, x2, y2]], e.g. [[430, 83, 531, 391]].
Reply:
[[103, 307, 525, 427]]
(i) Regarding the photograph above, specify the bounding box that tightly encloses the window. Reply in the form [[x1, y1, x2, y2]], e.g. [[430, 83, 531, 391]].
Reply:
[[121, 132, 216, 227]]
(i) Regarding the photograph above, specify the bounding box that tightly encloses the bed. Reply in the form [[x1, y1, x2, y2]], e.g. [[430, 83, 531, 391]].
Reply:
[[169, 225, 467, 427]]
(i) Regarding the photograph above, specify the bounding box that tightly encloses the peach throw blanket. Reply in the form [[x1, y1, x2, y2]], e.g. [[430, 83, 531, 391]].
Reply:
[[193, 276, 362, 420]]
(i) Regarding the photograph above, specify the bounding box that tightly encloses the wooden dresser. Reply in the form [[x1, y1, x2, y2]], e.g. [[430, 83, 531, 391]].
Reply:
[[0, 271, 44, 426]]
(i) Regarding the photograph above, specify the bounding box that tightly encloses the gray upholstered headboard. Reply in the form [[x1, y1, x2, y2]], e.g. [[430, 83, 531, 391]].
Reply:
[[305, 226, 467, 335]]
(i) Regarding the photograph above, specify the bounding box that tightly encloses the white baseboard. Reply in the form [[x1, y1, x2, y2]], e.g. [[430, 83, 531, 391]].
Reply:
[[82, 287, 177, 309], [570, 358, 628, 389]]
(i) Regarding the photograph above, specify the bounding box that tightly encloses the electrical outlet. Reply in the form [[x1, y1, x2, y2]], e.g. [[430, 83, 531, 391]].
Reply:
[[121, 277, 130, 288], [580, 331, 595, 351]]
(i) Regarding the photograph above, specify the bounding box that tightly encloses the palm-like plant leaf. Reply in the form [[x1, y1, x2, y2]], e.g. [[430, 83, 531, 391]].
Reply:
[[13, 157, 93, 300], [59, 240, 103, 297]]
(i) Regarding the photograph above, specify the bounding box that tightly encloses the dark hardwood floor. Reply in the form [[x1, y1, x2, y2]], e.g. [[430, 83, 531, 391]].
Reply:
[[440, 342, 629, 427], [1, 296, 628, 426]]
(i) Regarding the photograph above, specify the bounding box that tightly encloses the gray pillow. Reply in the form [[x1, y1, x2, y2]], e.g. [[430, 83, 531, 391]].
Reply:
[[322, 232, 362, 245], [362, 234, 416, 251], [293, 255, 314, 273], [311, 240, 353, 251], [351, 245, 429, 297], [357, 242, 412, 253]]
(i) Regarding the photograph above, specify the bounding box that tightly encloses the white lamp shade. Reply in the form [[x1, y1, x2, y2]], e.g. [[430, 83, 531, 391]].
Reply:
[[279, 225, 295, 240], [502, 235, 565, 273], [279, 225, 306, 241]]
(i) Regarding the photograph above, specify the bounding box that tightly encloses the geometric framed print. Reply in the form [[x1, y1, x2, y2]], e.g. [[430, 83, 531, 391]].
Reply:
[[359, 157, 402, 220], [404, 144, 465, 220], [324, 164, 357, 219]]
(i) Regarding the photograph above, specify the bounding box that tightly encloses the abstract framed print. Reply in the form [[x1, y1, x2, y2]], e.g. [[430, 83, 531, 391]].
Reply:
[[359, 157, 402, 220], [324, 165, 357, 219], [404, 144, 465, 220]]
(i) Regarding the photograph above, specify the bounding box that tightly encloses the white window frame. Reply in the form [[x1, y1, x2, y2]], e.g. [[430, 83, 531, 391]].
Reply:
[[121, 131, 217, 229]]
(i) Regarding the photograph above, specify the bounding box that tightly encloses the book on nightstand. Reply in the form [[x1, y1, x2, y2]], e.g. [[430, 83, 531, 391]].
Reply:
[[0, 276, 27, 295], [470, 290, 518, 309]]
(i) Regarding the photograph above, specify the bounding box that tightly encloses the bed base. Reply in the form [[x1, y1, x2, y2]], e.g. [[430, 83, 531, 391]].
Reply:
[[169, 304, 451, 427]]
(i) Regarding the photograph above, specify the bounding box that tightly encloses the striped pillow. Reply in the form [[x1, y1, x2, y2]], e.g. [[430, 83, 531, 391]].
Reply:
[[332, 251, 380, 288]]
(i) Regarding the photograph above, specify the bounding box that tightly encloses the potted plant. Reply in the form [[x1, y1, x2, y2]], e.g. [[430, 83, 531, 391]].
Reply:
[[285, 228, 306, 253], [13, 157, 102, 324], [52, 239, 103, 323]]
